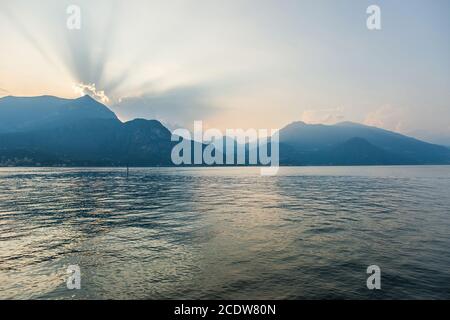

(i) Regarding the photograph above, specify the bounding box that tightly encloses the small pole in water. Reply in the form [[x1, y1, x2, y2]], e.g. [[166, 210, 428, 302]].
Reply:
[[126, 163, 129, 178]]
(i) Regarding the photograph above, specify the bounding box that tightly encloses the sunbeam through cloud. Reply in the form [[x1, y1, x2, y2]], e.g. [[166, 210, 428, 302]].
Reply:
[[73, 82, 110, 104]]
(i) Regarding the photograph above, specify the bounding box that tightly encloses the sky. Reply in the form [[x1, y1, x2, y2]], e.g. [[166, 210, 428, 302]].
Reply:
[[0, 0, 449, 144]]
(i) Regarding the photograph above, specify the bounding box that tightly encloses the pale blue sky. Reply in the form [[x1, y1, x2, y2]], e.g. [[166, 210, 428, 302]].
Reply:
[[0, 0, 449, 143]]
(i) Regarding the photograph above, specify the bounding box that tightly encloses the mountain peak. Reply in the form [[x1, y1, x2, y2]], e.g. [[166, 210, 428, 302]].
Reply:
[[291, 121, 307, 126], [283, 121, 308, 130], [0, 95, 118, 133], [76, 95, 99, 103]]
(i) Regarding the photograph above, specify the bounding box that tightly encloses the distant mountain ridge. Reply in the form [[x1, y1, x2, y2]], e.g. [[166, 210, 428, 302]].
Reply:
[[0, 95, 174, 166], [278, 121, 450, 165], [0, 95, 449, 166], [0, 95, 118, 133]]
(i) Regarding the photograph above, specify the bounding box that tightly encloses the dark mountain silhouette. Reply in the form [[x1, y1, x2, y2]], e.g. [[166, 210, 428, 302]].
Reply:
[[0, 96, 174, 166], [278, 121, 450, 165], [319, 137, 407, 165], [0, 95, 449, 166], [0, 95, 117, 133], [0, 118, 174, 166]]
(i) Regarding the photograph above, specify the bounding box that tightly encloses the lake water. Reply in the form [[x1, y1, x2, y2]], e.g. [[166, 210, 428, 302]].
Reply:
[[0, 166, 449, 300]]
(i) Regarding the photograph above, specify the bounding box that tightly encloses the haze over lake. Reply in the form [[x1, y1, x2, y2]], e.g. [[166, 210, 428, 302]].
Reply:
[[1, 166, 449, 299]]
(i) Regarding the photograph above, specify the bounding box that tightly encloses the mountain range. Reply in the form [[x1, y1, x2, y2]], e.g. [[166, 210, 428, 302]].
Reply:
[[0, 95, 449, 166]]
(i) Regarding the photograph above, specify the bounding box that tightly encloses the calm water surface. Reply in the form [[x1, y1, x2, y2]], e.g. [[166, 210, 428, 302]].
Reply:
[[0, 166, 449, 299]]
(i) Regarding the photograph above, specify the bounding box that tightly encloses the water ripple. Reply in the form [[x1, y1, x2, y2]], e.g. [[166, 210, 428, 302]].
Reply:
[[0, 166, 449, 299]]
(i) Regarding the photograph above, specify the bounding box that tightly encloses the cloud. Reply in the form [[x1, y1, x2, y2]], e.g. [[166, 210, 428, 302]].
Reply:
[[364, 105, 408, 133], [111, 85, 221, 130], [364, 105, 450, 145], [63, 0, 122, 88], [73, 83, 110, 104], [300, 107, 345, 124]]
